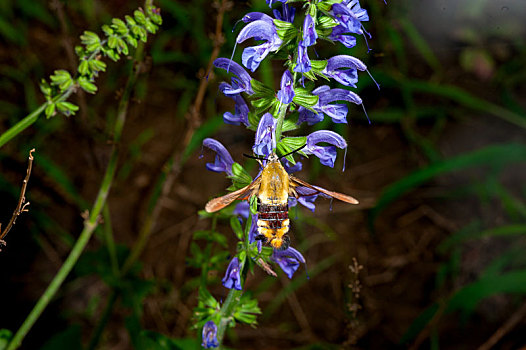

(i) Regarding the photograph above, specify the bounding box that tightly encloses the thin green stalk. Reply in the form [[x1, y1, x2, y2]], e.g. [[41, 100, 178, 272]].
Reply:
[[6, 40, 145, 350], [102, 203, 119, 276], [86, 291, 119, 350], [0, 89, 74, 149], [274, 103, 288, 145], [216, 288, 243, 346]]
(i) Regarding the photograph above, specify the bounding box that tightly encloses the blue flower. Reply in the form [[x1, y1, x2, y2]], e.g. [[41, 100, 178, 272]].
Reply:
[[283, 159, 302, 173], [219, 83, 249, 126], [271, 247, 306, 278], [253, 113, 277, 156], [273, 4, 295, 23], [214, 58, 254, 95], [293, 41, 311, 73], [242, 12, 274, 25], [323, 55, 367, 87], [329, 26, 357, 48], [201, 321, 219, 349], [302, 14, 318, 47], [298, 86, 362, 125], [202, 138, 235, 175], [330, 0, 369, 36], [222, 257, 242, 290], [233, 202, 250, 219], [237, 20, 283, 72], [277, 70, 294, 104], [265, 0, 287, 7], [304, 130, 347, 168]]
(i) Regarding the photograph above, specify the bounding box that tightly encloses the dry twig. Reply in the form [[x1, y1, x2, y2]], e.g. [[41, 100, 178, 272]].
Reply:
[[0, 148, 35, 250]]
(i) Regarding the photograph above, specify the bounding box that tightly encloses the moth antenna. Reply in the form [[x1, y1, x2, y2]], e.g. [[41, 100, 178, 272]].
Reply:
[[243, 153, 267, 161], [279, 144, 307, 160]]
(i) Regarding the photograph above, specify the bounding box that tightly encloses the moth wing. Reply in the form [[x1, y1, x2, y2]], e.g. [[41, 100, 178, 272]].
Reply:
[[205, 177, 261, 213], [289, 175, 359, 204]]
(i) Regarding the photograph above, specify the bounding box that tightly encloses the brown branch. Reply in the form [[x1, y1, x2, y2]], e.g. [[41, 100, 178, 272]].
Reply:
[[123, 0, 232, 272], [0, 149, 35, 249], [477, 301, 526, 350]]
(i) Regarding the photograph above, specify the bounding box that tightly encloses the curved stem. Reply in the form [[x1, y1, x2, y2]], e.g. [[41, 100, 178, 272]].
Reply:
[[6, 40, 145, 350]]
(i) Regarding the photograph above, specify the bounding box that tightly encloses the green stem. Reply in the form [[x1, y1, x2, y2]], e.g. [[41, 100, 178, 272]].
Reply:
[[86, 291, 118, 350], [0, 89, 74, 149], [102, 203, 119, 276], [274, 103, 288, 147], [216, 288, 243, 346], [6, 41, 145, 350]]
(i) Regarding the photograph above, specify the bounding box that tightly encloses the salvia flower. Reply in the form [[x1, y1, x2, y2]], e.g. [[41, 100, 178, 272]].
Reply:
[[304, 130, 347, 168], [201, 321, 219, 349], [234, 201, 250, 219], [298, 86, 362, 125], [202, 138, 235, 175], [330, 0, 369, 36], [273, 4, 295, 23], [265, 0, 287, 7], [271, 247, 306, 278], [253, 113, 277, 156], [329, 25, 357, 48], [302, 14, 318, 47], [214, 58, 254, 95], [237, 20, 283, 72], [220, 83, 249, 126], [277, 70, 294, 105], [294, 41, 312, 73], [242, 12, 274, 25], [222, 257, 242, 290], [323, 55, 367, 88]]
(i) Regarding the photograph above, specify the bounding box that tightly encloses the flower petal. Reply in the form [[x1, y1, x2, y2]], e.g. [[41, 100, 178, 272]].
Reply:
[[214, 58, 253, 94], [253, 113, 277, 156], [302, 14, 318, 47], [201, 321, 219, 349], [222, 257, 242, 290], [277, 70, 294, 104], [202, 138, 235, 175]]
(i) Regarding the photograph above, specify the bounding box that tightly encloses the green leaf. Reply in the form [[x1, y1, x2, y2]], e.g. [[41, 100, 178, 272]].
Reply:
[[370, 144, 526, 228], [101, 24, 113, 36], [400, 303, 439, 345], [273, 19, 297, 44], [40, 325, 82, 350], [80, 30, 101, 52], [198, 287, 220, 309], [446, 270, 526, 316], [251, 79, 274, 99], [134, 10, 147, 25], [89, 59, 107, 74], [228, 162, 253, 190], [78, 59, 90, 75], [49, 70, 73, 91], [39, 79, 52, 97], [77, 76, 98, 94], [293, 87, 319, 108], [230, 216, 244, 240], [111, 18, 128, 35], [124, 15, 136, 27], [56, 102, 79, 117], [44, 103, 56, 118], [0, 329, 12, 350], [108, 35, 118, 49], [144, 19, 159, 34]]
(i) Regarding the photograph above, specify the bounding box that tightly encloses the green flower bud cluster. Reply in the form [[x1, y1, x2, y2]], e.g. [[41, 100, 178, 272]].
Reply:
[[40, 5, 162, 118]]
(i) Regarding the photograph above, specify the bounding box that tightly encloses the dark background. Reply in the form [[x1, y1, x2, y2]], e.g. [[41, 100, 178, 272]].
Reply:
[[1, 0, 525, 349]]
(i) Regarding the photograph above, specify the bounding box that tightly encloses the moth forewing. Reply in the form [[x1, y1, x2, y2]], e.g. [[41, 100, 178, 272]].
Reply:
[[289, 175, 359, 204], [205, 178, 261, 213]]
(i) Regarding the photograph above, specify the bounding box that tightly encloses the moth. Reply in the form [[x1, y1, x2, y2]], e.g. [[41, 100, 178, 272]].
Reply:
[[205, 151, 359, 250]]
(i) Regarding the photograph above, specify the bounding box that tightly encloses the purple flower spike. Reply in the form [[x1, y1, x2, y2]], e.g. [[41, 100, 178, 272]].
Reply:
[[202, 138, 235, 175], [277, 70, 294, 104], [294, 41, 311, 73], [305, 130, 347, 168], [302, 14, 318, 47], [214, 58, 253, 95], [271, 247, 306, 278], [253, 113, 277, 156], [222, 257, 242, 290], [237, 20, 283, 72], [201, 321, 219, 349], [273, 4, 295, 23], [324, 55, 367, 87]]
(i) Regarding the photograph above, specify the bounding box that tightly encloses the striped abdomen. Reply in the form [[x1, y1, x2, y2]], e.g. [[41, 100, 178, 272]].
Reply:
[[256, 202, 290, 250]]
